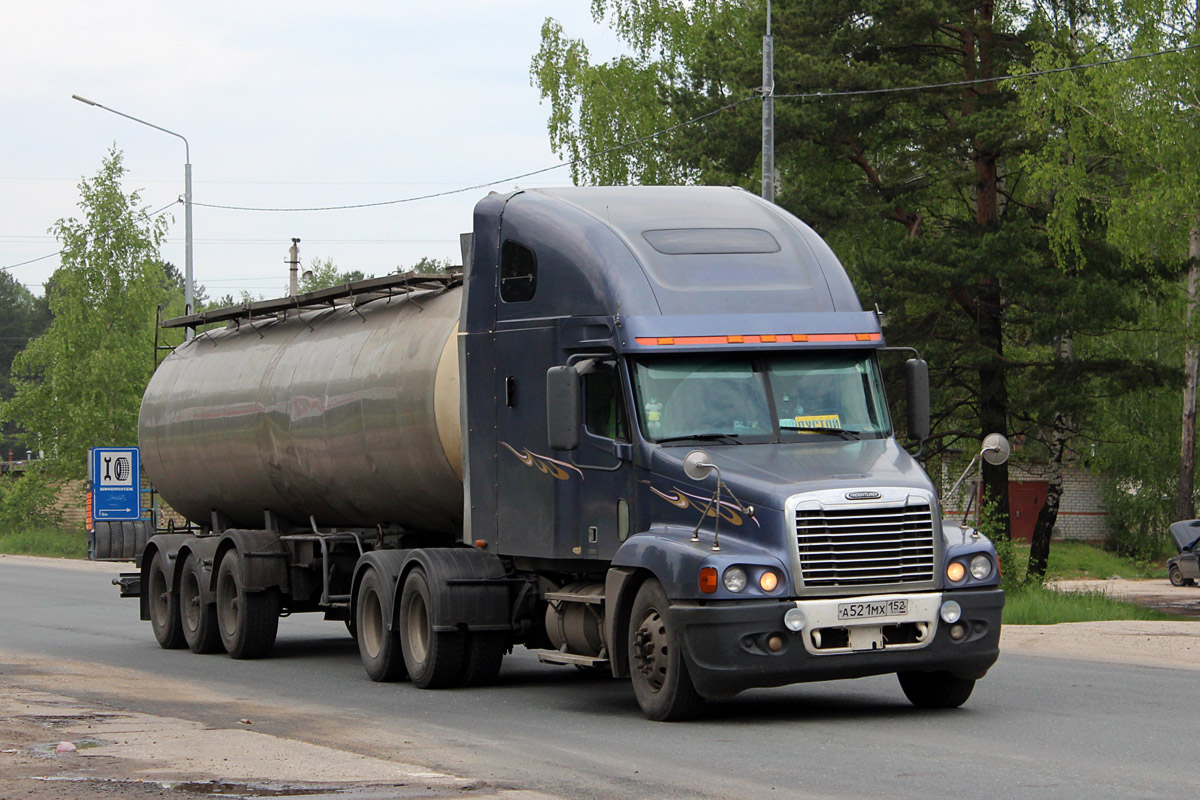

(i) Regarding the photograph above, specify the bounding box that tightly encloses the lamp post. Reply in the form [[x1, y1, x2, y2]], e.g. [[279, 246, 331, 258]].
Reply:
[[72, 94, 195, 340]]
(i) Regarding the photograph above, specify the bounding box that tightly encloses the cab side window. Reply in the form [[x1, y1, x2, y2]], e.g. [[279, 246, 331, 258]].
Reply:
[[500, 240, 537, 302], [584, 364, 628, 441]]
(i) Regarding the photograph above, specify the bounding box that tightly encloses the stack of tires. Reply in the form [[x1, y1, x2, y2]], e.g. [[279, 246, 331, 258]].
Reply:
[[89, 520, 154, 561]]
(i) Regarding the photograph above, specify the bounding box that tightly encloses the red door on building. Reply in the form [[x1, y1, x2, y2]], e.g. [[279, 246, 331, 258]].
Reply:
[[1009, 481, 1049, 543]]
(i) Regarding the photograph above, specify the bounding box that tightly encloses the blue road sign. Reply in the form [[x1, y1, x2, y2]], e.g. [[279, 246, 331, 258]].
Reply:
[[90, 447, 141, 522]]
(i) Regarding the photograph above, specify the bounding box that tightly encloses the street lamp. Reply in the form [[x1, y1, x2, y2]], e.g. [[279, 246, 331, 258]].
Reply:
[[72, 94, 195, 340]]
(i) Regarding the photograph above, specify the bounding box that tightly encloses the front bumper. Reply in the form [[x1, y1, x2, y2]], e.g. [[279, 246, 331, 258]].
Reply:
[[672, 588, 1004, 698]]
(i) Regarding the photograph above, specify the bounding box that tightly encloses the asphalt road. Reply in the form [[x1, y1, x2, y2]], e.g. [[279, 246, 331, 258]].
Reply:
[[1, 556, 1193, 800]]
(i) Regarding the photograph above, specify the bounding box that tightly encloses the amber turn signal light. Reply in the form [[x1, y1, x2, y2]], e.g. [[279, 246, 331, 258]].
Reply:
[[759, 571, 779, 592], [699, 567, 718, 593], [946, 561, 966, 582]]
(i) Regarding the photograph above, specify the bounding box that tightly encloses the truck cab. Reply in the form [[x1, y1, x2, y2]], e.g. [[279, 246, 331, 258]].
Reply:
[[461, 186, 1003, 719]]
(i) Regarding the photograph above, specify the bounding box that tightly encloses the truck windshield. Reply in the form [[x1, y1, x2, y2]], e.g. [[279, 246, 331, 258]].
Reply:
[[630, 352, 891, 443]]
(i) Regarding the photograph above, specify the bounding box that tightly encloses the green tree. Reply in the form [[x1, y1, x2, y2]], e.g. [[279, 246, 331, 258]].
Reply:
[[0, 148, 176, 482], [298, 257, 368, 293], [534, 2, 1171, 565], [1017, 0, 1200, 546], [0, 272, 50, 459]]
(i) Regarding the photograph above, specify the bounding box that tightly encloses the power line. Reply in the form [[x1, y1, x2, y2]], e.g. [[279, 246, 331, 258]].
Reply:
[[773, 42, 1200, 100], [186, 42, 1198, 215]]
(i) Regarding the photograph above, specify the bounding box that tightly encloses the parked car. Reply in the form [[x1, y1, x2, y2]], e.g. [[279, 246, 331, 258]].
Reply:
[[1168, 520, 1200, 587]]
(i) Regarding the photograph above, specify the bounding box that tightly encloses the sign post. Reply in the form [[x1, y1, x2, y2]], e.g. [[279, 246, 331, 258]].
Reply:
[[89, 447, 141, 522]]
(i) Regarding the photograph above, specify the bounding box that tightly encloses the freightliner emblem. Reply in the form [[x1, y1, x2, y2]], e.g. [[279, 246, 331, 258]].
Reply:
[[845, 491, 882, 501]]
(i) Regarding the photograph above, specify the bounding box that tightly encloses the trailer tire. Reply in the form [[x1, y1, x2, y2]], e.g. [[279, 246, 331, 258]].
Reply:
[[147, 549, 185, 649], [898, 670, 976, 709], [94, 521, 112, 560], [628, 578, 704, 721], [120, 521, 137, 560], [400, 568, 465, 689], [356, 568, 407, 682], [216, 551, 280, 659], [180, 553, 222, 654], [134, 520, 151, 559], [460, 632, 506, 687]]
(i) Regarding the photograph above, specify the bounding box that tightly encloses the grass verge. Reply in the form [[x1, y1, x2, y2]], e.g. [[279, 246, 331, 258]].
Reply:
[[0, 526, 87, 559], [1003, 583, 1177, 625], [1016, 540, 1167, 580]]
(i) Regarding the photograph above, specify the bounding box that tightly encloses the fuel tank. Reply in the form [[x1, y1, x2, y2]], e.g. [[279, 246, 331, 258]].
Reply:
[[138, 286, 464, 533]]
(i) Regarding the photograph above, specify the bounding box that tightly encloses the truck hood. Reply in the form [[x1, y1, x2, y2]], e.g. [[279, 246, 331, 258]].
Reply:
[[651, 438, 936, 512]]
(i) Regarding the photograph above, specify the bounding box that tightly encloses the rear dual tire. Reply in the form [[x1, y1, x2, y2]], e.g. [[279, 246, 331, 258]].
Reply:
[[179, 554, 222, 654], [215, 551, 279, 659]]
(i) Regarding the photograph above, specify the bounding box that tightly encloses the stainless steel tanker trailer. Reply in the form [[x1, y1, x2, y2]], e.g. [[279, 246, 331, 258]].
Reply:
[[123, 186, 1006, 720]]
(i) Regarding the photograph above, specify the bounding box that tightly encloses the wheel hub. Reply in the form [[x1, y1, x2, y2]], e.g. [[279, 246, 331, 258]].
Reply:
[[632, 610, 668, 691]]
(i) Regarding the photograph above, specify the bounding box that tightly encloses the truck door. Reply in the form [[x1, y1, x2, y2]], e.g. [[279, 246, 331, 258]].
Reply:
[[569, 361, 636, 561]]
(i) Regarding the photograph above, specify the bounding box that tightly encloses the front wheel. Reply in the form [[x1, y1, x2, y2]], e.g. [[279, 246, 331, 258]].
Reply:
[[215, 551, 280, 659], [627, 579, 704, 721], [147, 549, 185, 649], [898, 670, 976, 709], [1169, 565, 1186, 587]]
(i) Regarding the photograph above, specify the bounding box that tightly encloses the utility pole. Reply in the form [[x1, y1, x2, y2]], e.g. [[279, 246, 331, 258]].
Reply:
[[761, 0, 775, 203]]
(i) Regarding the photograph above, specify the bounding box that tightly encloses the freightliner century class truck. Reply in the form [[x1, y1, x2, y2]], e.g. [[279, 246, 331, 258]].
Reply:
[[123, 186, 1005, 720]]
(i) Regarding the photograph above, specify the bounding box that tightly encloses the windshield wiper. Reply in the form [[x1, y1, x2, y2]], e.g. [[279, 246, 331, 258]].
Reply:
[[654, 432, 744, 445], [781, 425, 861, 440]]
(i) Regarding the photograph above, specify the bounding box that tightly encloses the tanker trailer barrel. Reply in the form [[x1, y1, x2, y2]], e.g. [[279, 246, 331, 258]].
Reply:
[[138, 286, 464, 533]]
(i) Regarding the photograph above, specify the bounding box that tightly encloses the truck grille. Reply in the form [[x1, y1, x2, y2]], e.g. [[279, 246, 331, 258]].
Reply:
[[795, 502, 935, 588]]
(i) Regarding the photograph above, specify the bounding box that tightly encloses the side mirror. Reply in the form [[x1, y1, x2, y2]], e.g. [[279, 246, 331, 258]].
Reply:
[[905, 358, 930, 442], [982, 433, 1011, 466], [546, 366, 581, 451], [683, 449, 715, 482]]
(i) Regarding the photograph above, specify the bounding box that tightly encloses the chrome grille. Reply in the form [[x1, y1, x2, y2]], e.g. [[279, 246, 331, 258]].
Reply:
[[795, 503, 935, 587]]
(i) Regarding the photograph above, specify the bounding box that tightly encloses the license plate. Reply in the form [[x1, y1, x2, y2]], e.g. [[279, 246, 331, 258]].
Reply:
[[837, 599, 908, 620]]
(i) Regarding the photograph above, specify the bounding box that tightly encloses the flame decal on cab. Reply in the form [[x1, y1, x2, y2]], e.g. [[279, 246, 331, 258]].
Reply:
[[642, 482, 759, 527], [500, 442, 585, 481]]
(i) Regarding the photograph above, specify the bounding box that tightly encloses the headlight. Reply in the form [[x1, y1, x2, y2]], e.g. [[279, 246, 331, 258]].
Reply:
[[723, 567, 748, 593], [969, 554, 994, 581], [946, 561, 966, 582], [759, 570, 779, 592]]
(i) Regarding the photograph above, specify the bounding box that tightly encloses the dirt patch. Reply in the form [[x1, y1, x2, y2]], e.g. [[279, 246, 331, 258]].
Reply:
[[0, 654, 559, 800], [1050, 577, 1200, 618]]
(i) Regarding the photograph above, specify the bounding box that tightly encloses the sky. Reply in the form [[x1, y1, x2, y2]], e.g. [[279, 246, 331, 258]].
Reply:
[[0, 2, 620, 300]]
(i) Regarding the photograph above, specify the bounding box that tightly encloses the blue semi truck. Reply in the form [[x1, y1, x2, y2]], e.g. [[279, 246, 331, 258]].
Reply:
[[127, 186, 1004, 720]]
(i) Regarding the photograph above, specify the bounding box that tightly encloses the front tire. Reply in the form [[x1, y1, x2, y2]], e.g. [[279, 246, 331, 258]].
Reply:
[[356, 568, 407, 682], [1169, 565, 1186, 587], [627, 579, 703, 721], [898, 670, 976, 709], [399, 568, 465, 689], [215, 551, 280, 659], [180, 553, 222, 654], [147, 549, 185, 649]]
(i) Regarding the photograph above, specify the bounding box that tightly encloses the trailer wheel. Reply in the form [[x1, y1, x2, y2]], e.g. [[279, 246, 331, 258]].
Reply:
[[460, 632, 506, 687], [180, 554, 222, 654], [400, 568, 465, 689], [147, 549, 185, 649], [215, 551, 280, 659], [93, 521, 112, 560], [898, 670, 976, 709], [628, 579, 703, 721], [356, 568, 407, 682]]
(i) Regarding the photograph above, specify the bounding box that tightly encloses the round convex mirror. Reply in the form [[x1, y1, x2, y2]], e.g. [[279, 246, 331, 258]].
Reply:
[[683, 449, 715, 482]]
